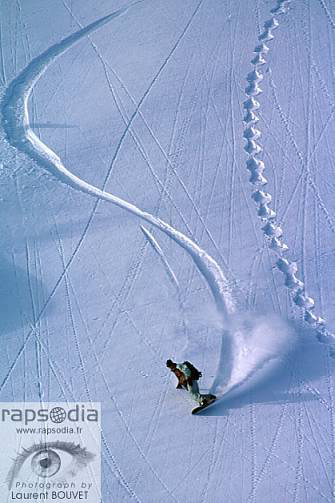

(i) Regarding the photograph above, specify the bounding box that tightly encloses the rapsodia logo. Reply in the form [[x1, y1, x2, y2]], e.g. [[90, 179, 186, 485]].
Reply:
[[0, 404, 99, 425], [0, 402, 101, 503]]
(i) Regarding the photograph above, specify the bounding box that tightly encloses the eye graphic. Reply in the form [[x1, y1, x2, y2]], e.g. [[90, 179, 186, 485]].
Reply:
[[31, 449, 61, 478], [7, 441, 95, 489]]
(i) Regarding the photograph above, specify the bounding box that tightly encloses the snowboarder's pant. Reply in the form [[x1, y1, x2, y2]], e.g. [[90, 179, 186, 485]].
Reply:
[[187, 381, 203, 404]]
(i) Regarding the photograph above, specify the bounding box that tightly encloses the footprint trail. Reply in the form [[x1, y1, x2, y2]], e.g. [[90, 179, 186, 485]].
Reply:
[[242, 0, 335, 352]]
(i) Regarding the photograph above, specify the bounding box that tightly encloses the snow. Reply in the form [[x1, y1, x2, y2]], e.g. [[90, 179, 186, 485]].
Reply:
[[1, 0, 335, 501]]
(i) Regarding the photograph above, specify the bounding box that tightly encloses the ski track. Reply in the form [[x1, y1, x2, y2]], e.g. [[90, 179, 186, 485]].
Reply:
[[89, 245, 166, 362], [67, 279, 156, 502], [14, 174, 39, 395], [140, 226, 182, 296], [248, 402, 257, 503], [66, 283, 180, 503], [78, 80, 180, 346], [255, 0, 261, 37], [86, 240, 164, 362], [94, 234, 178, 361], [9, 249, 26, 399], [199, 418, 219, 503], [127, 217, 217, 498], [292, 380, 304, 503], [268, 68, 335, 239], [180, 29, 232, 305], [178, 24, 238, 310], [3, 10, 245, 492], [0, 6, 144, 392], [233, 414, 333, 503], [0, 13, 7, 85], [207, 416, 231, 497], [301, 398, 333, 492], [25, 239, 42, 401], [61, 0, 233, 304], [52, 229, 106, 500], [53, 0, 220, 355], [318, 0, 335, 30], [159, 55, 197, 305], [325, 352, 335, 498], [246, 402, 288, 503], [0, 4, 241, 395], [134, 377, 171, 487], [167, 443, 214, 499], [242, 0, 335, 350], [93, 237, 151, 350], [227, 5, 240, 268], [25, 305, 136, 501], [49, 228, 174, 502]]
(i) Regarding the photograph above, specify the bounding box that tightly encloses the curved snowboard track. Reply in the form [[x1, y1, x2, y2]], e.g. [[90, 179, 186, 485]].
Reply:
[[1, 6, 237, 317], [0, 6, 239, 500], [1, 0, 239, 407], [0, 2, 302, 411]]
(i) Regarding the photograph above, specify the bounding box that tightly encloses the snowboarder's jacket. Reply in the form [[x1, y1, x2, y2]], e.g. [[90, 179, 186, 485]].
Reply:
[[177, 362, 202, 381]]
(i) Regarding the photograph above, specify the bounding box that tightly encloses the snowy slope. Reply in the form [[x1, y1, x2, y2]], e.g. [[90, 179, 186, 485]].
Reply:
[[1, 0, 335, 501]]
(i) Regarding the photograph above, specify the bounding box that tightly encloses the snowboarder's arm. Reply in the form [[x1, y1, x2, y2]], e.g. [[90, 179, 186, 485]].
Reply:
[[166, 360, 188, 388], [176, 364, 193, 386], [174, 369, 187, 388], [176, 363, 192, 378]]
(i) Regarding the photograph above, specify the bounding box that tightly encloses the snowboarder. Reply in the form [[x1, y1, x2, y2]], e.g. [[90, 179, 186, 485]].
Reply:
[[166, 359, 216, 410]]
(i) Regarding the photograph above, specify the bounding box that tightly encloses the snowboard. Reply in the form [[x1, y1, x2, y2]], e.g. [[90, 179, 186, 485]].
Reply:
[[192, 395, 216, 415]]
